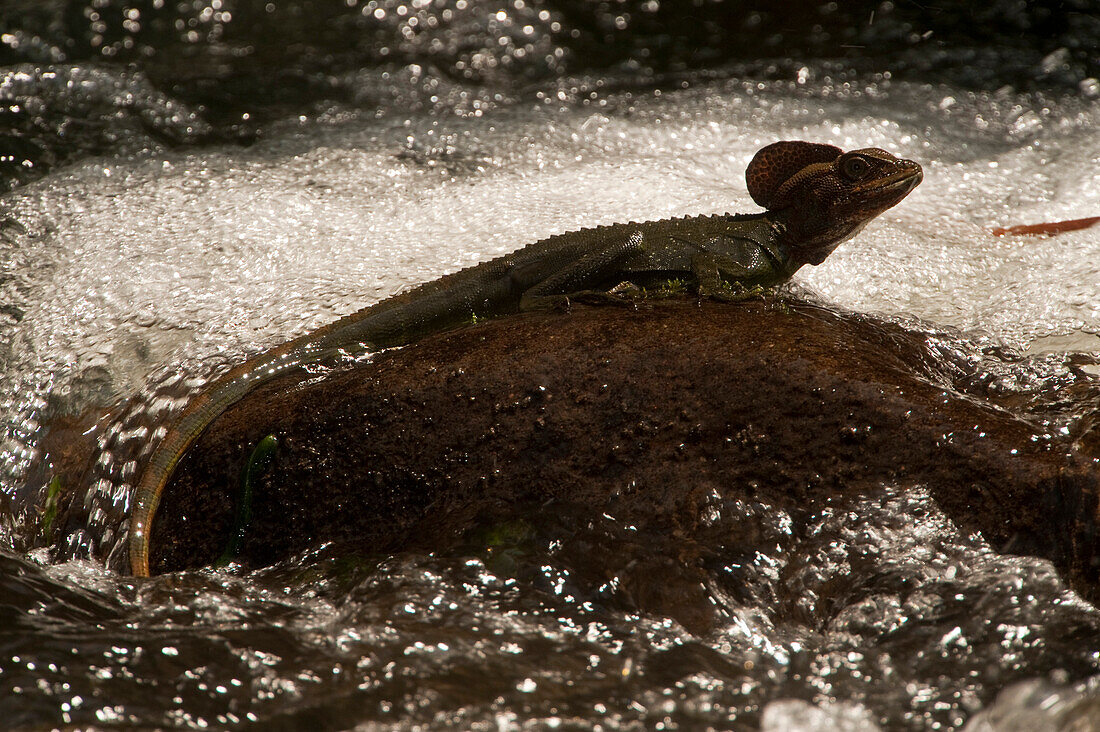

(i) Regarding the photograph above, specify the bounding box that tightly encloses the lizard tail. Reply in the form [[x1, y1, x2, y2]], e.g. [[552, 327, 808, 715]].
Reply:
[[128, 342, 335, 576], [127, 283, 477, 575]]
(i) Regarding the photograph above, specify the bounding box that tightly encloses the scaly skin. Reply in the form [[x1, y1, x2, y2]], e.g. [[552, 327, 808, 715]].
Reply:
[[128, 141, 922, 576]]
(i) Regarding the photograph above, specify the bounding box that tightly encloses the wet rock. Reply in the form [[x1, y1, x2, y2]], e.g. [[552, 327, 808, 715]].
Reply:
[[147, 299, 1100, 627]]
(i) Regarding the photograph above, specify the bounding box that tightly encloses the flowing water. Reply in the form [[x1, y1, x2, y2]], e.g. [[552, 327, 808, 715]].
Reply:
[[2, 13, 1100, 729]]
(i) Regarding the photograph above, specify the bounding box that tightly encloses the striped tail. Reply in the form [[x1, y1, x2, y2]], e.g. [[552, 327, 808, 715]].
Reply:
[[128, 340, 343, 576], [127, 255, 523, 575]]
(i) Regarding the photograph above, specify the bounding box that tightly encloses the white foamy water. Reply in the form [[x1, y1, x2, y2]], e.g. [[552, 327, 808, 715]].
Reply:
[[4, 82, 1098, 382]]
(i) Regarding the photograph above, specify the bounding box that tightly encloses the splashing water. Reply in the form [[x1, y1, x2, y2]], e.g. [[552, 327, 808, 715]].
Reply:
[[1, 69, 1099, 729]]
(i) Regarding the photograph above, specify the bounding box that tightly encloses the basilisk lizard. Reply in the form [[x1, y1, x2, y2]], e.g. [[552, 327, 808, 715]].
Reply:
[[128, 140, 922, 575]]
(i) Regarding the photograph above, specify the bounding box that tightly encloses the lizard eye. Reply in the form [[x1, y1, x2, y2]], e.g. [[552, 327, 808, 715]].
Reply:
[[840, 155, 871, 180]]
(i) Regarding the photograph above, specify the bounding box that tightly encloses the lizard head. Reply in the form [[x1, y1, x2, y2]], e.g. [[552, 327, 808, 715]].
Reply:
[[746, 141, 923, 265]]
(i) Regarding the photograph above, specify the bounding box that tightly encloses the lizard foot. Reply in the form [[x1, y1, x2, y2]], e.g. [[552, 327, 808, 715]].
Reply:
[[700, 282, 768, 304], [567, 289, 638, 308]]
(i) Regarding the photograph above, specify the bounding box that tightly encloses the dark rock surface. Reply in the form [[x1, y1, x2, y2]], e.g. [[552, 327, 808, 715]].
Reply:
[[149, 299, 1100, 617]]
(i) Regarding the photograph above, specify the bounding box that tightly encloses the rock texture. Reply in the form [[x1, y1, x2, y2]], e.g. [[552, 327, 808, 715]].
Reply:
[[145, 299, 1100, 613]]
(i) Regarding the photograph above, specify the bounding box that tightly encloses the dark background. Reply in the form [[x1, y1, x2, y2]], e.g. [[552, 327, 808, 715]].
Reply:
[[1, 0, 1097, 190]]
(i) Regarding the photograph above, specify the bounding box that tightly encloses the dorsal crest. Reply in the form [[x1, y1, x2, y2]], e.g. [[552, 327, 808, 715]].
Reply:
[[746, 141, 843, 209]]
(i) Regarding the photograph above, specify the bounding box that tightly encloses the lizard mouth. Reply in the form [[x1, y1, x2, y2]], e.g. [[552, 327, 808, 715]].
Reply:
[[878, 166, 923, 195]]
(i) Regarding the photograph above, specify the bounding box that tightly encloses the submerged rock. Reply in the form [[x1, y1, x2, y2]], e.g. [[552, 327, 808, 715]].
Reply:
[[145, 299, 1100, 626]]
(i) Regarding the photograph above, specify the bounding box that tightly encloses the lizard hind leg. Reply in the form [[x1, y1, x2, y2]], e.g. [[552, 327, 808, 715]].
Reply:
[[521, 288, 637, 312], [518, 234, 647, 312], [608, 280, 644, 298]]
